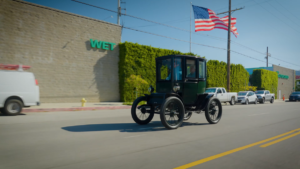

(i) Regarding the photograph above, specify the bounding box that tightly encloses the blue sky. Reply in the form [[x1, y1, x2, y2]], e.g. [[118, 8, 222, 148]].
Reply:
[[25, 0, 300, 70]]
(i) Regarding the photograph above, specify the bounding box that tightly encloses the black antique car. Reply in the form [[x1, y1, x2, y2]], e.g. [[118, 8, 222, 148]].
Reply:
[[131, 55, 222, 129]]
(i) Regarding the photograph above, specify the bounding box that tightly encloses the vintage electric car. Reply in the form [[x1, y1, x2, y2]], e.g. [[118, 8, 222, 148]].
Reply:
[[131, 55, 222, 129]]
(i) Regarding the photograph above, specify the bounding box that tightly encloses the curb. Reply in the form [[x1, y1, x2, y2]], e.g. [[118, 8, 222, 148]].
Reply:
[[22, 106, 132, 113]]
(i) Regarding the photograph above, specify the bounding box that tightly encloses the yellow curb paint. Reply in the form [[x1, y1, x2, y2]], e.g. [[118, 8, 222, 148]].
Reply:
[[260, 131, 300, 148], [174, 128, 300, 169]]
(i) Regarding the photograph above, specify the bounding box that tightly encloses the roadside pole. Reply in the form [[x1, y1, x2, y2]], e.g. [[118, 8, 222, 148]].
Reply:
[[227, 0, 231, 92]]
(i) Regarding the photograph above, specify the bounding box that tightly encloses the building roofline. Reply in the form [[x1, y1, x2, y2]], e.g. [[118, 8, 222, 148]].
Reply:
[[11, 0, 121, 28]]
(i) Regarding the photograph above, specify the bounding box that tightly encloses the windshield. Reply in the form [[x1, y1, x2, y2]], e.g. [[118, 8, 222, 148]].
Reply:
[[205, 88, 216, 93], [238, 92, 247, 96], [255, 91, 264, 94], [292, 92, 300, 95]]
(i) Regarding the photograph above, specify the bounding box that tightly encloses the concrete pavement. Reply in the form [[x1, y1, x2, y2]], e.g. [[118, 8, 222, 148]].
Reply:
[[0, 101, 299, 169]]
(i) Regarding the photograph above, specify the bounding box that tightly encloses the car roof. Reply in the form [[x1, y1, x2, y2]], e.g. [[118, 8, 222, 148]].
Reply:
[[156, 55, 206, 61]]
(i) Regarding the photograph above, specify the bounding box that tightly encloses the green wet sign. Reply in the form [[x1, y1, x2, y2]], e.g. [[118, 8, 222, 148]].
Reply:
[[90, 39, 116, 50], [276, 71, 289, 79]]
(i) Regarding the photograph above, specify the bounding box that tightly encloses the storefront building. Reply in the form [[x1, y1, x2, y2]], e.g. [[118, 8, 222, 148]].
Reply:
[[246, 65, 296, 99], [0, 0, 121, 103]]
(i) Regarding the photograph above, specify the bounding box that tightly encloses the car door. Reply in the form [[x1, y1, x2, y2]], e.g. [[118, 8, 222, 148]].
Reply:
[[265, 91, 270, 100], [246, 92, 251, 102], [183, 58, 198, 105], [250, 92, 255, 102], [216, 88, 225, 102]]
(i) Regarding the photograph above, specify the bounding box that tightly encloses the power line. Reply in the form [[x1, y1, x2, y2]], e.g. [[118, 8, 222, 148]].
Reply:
[[266, 1, 300, 28], [252, 0, 300, 34], [72, 0, 299, 68], [124, 26, 273, 65], [275, 0, 300, 22]]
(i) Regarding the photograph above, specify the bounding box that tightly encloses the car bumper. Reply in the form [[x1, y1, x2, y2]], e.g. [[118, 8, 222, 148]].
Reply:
[[257, 97, 263, 101], [289, 97, 300, 101], [237, 99, 246, 103]]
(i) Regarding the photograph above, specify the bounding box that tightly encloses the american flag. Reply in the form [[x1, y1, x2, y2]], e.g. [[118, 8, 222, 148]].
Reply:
[[192, 5, 239, 37]]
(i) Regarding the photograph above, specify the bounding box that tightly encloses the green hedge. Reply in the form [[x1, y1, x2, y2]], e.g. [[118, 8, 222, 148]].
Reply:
[[119, 42, 200, 102], [251, 69, 278, 98], [206, 60, 250, 92]]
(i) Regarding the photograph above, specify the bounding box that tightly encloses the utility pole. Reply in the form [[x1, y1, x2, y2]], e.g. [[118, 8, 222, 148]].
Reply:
[[227, 0, 231, 92], [190, 2, 192, 53], [117, 0, 121, 25], [265, 47, 271, 67]]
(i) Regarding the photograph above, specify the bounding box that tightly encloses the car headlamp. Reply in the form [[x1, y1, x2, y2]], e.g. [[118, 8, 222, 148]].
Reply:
[[173, 86, 180, 92], [148, 85, 154, 93]]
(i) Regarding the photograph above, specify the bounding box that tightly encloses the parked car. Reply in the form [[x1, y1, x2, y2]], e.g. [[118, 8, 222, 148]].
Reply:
[[255, 90, 275, 104], [237, 91, 258, 105], [0, 65, 40, 116], [205, 87, 237, 105], [289, 92, 300, 101]]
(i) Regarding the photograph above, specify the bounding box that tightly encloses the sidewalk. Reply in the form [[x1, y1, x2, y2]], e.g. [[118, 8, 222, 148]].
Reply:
[[23, 102, 131, 113], [22, 99, 290, 113]]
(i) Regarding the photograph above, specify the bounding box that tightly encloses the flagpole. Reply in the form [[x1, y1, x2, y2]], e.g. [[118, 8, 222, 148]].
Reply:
[[227, 0, 231, 92], [190, 2, 192, 53]]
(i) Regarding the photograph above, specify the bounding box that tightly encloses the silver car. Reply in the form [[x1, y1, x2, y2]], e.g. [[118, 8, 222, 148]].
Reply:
[[237, 91, 258, 105]]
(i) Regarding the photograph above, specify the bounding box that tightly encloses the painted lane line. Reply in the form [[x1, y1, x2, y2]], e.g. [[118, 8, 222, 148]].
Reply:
[[174, 128, 300, 169], [260, 131, 300, 148], [124, 134, 145, 138]]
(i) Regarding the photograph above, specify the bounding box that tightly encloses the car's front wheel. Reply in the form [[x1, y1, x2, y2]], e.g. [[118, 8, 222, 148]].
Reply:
[[245, 99, 249, 105], [270, 97, 274, 104], [131, 97, 154, 125]]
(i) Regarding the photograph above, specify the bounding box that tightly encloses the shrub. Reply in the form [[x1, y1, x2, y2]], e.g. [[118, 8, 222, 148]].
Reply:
[[206, 60, 250, 92], [251, 69, 278, 98]]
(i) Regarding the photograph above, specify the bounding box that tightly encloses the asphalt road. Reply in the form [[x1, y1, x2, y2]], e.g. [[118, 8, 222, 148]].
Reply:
[[0, 101, 300, 169]]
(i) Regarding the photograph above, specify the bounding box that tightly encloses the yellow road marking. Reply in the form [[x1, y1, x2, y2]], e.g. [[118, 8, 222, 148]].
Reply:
[[260, 131, 300, 148], [174, 128, 300, 169]]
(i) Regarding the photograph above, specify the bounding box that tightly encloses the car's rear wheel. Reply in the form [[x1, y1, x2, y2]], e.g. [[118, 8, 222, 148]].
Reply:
[[131, 97, 154, 125], [205, 98, 222, 124], [230, 97, 235, 106], [3, 99, 23, 116], [270, 97, 274, 104], [160, 97, 184, 129]]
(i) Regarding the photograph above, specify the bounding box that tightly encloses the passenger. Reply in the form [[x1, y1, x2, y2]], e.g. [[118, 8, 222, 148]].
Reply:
[[187, 65, 195, 78]]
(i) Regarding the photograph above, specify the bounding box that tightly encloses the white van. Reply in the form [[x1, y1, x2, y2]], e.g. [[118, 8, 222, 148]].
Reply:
[[0, 66, 40, 116]]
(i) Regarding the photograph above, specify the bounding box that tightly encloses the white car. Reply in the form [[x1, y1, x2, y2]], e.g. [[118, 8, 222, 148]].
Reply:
[[205, 87, 238, 105], [0, 65, 40, 116], [237, 91, 258, 105]]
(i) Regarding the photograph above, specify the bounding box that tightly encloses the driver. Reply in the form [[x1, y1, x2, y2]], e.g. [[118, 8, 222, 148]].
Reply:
[[166, 60, 182, 80]]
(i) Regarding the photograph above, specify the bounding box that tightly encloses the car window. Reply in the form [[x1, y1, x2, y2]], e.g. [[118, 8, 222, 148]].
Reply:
[[222, 88, 226, 93], [173, 58, 182, 81], [199, 61, 205, 79], [292, 92, 300, 95], [255, 91, 264, 94], [238, 92, 247, 96], [186, 59, 196, 78], [205, 88, 216, 93], [217, 89, 222, 93], [157, 59, 171, 81], [266, 91, 269, 94]]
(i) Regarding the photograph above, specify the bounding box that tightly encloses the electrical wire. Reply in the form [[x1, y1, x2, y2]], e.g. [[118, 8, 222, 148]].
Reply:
[[72, 0, 299, 68], [123, 26, 274, 65]]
